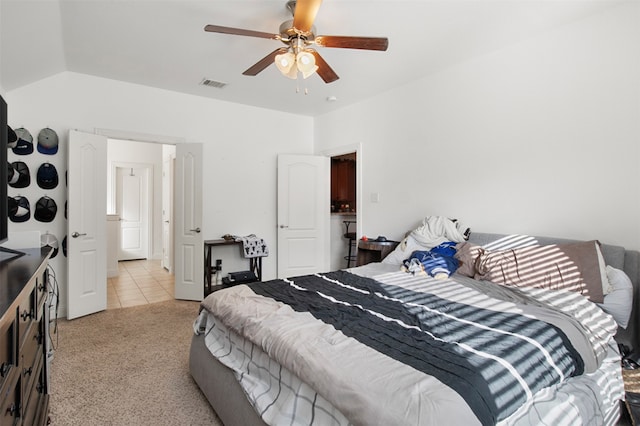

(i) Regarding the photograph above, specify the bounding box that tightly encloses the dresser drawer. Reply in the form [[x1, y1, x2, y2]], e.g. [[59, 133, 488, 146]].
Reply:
[[0, 373, 21, 426], [0, 320, 16, 393], [21, 354, 44, 426], [16, 289, 35, 348], [20, 322, 42, 406], [33, 275, 48, 323]]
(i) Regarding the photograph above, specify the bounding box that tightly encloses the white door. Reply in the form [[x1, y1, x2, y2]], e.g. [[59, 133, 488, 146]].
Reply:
[[277, 155, 330, 278], [116, 166, 149, 261], [174, 143, 203, 300], [162, 157, 174, 272], [67, 130, 107, 319]]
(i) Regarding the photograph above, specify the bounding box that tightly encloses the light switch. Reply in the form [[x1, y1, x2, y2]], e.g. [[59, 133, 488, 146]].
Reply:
[[371, 192, 380, 203]]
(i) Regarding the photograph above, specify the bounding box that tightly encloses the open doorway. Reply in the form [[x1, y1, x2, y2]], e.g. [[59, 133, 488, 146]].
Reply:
[[105, 138, 176, 309], [331, 152, 357, 270], [322, 143, 362, 271]]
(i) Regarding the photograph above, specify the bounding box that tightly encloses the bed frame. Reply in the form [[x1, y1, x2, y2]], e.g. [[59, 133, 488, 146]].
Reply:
[[189, 232, 640, 425]]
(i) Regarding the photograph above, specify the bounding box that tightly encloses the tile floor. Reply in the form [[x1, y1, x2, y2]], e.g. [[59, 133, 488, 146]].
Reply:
[[107, 259, 174, 309]]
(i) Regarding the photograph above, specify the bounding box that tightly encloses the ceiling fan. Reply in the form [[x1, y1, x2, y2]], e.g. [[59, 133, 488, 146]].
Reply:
[[204, 0, 389, 83]]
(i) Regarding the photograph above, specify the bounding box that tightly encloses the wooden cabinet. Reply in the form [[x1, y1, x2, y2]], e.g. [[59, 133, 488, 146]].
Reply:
[[331, 158, 356, 212], [0, 248, 51, 426]]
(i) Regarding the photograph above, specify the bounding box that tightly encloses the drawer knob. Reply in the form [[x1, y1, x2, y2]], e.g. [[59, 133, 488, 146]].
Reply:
[[21, 309, 33, 321], [0, 362, 10, 377], [5, 403, 16, 417]]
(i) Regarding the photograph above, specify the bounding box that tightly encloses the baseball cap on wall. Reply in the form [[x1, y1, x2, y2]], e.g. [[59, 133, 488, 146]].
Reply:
[[62, 235, 67, 257], [34, 196, 57, 223], [37, 163, 58, 189], [40, 233, 59, 258], [37, 128, 59, 155], [8, 196, 30, 222], [7, 126, 17, 148], [12, 128, 34, 155], [8, 161, 30, 188]]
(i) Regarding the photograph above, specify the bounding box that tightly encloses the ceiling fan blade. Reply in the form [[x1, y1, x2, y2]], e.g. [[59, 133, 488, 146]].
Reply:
[[315, 35, 389, 51], [204, 24, 278, 40], [292, 0, 323, 33], [309, 50, 339, 84], [242, 48, 289, 76]]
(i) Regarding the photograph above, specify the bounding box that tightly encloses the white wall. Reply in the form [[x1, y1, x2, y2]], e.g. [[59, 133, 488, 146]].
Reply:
[[315, 3, 640, 251], [5, 71, 313, 313]]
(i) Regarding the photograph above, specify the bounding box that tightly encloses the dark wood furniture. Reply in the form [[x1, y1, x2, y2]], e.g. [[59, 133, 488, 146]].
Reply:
[[623, 369, 640, 425], [204, 239, 262, 296], [356, 239, 400, 266], [331, 156, 356, 213], [0, 248, 51, 426]]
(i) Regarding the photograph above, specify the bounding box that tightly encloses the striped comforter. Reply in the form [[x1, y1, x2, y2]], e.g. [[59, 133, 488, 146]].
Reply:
[[196, 265, 621, 426]]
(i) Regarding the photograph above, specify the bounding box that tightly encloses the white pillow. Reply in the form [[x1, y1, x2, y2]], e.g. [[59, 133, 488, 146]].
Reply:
[[381, 235, 422, 265], [598, 265, 633, 329], [595, 243, 612, 296]]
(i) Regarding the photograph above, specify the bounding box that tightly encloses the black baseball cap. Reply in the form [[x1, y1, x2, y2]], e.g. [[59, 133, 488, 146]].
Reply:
[[7, 126, 17, 148], [34, 196, 57, 222], [8, 161, 30, 188], [37, 163, 58, 189], [8, 196, 30, 222]]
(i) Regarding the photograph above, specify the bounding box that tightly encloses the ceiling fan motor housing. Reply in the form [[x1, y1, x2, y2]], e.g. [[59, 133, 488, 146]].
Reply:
[[279, 20, 315, 43]]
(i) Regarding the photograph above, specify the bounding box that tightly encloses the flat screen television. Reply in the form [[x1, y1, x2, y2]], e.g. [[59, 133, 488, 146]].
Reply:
[[0, 95, 24, 261], [0, 94, 7, 245]]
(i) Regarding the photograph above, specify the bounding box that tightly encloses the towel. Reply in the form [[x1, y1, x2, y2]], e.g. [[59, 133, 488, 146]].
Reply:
[[233, 234, 269, 258]]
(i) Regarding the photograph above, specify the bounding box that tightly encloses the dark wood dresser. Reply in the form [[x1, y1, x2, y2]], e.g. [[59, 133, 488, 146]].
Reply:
[[0, 248, 51, 426]]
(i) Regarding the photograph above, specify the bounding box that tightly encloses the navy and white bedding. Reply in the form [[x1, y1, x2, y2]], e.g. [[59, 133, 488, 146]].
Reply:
[[194, 263, 624, 426]]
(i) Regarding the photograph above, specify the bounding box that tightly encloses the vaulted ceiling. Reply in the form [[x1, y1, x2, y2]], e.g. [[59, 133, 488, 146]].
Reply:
[[0, 0, 623, 116]]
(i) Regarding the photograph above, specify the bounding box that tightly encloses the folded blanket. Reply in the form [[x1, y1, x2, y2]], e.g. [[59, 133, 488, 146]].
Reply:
[[233, 234, 269, 258]]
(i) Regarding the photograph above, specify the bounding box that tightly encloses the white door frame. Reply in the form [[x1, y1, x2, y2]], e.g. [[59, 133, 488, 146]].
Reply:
[[96, 129, 193, 300], [112, 161, 153, 261], [162, 154, 175, 273], [321, 143, 363, 239]]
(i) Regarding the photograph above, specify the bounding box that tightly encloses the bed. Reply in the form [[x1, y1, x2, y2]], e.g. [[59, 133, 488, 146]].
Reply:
[[189, 229, 640, 425]]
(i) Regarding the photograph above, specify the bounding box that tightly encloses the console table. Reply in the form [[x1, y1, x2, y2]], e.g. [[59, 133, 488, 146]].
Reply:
[[0, 247, 52, 426], [204, 239, 263, 296]]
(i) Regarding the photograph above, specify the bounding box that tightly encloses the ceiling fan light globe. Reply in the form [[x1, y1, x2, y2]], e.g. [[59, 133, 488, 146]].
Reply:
[[300, 65, 318, 79], [275, 52, 297, 78], [296, 51, 317, 78]]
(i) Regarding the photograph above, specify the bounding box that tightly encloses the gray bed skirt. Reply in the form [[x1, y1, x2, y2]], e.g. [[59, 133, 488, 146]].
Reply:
[[189, 333, 267, 426]]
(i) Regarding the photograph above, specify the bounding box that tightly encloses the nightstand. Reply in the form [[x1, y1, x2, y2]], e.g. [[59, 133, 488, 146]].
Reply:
[[356, 239, 399, 266]]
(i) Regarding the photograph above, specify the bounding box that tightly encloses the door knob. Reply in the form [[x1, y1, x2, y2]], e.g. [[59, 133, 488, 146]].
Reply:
[[190, 227, 201, 233], [279, 225, 289, 228], [71, 232, 87, 238]]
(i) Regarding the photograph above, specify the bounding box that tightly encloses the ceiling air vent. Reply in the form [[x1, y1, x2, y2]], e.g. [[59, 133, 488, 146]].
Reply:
[[200, 78, 227, 89]]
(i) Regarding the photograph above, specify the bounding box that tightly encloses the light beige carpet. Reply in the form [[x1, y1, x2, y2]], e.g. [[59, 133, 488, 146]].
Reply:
[[49, 299, 223, 425]]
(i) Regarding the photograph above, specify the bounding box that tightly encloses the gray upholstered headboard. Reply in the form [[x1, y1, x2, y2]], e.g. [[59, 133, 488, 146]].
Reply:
[[467, 232, 640, 352]]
